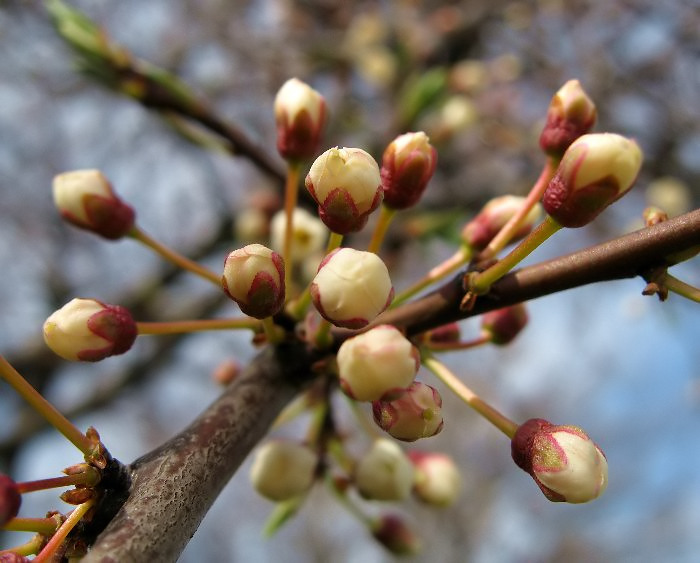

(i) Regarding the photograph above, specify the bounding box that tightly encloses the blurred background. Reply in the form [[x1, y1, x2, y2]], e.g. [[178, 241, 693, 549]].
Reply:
[[1, 0, 699, 561]]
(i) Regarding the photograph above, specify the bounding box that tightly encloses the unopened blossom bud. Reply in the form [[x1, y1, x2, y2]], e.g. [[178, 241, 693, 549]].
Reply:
[[52, 170, 135, 240], [511, 418, 608, 504], [461, 195, 542, 251], [305, 147, 383, 234], [43, 298, 137, 362], [643, 206, 668, 227], [0, 474, 21, 526], [372, 514, 421, 556], [222, 244, 285, 319], [372, 382, 443, 441], [211, 359, 241, 386], [355, 439, 414, 501], [337, 325, 419, 401], [274, 78, 326, 161], [381, 131, 437, 210], [311, 248, 393, 329], [270, 208, 327, 262], [539, 79, 597, 157], [543, 133, 643, 228], [408, 451, 462, 507], [481, 303, 528, 345], [421, 322, 461, 346], [249, 441, 317, 502]]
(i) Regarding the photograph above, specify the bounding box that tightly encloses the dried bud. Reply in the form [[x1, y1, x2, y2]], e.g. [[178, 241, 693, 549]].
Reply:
[[481, 303, 528, 345], [52, 170, 135, 240], [355, 439, 414, 501], [249, 441, 317, 502], [372, 382, 443, 442], [539, 79, 597, 157], [43, 298, 137, 362], [311, 248, 393, 329], [543, 133, 643, 228], [0, 474, 21, 526], [305, 147, 383, 234], [274, 78, 326, 161], [643, 206, 668, 227], [337, 325, 419, 401], [511, 418, 608, 503], [461, 195, 542, 251], [270, 208, 327, 262], [409, 451, 462, 506], [420, 322, 461, 346], [60, 487, 96, 505], [222, 244, 285, 319], [380, 131, 437, 210], [372, 514, 421, 556]]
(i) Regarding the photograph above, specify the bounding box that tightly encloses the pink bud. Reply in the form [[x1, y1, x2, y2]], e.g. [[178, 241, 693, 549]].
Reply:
[[222, 244, 285, 319], [380, 131, 437, 210], [43, 298, 137, 362], [408, 451, 462, 506], [372, 382, 443, 442], [305, 147, 383, 234], [543, 133, 643, 228], [420, 322, 461, 346], [539, 79, 597, 157], [0, 474, 21, 527], [52, 170, 135, 240], [372, 514, 421, 556], [274, 78, 327, 161], [481, 303, 528, 345]]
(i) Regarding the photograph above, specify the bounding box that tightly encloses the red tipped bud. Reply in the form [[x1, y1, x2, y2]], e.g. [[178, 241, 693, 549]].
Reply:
[[0, 474, 21, 526], [337, 325, 419, 402], [408, 452, 462, 506], [222, 244, 285, 319], [305, 147, 383, 234], [511, 418, 608, 504], [481, 303, 528, 345], [43, 298, 137, 362], [274, 78, 326, 161], [52, 170, 135, 240], [311, 248, 393, 329], [461, 195, 542, 251], [539, 79, 597, 157], [249, 440, 318, 502], [372, 382, 443, 442], [372, 514, 421, 556], [420, 322, 461, 346], [380, 131, 437, 210], [355, 439, 414, 501], [543, 133, 643, 228]]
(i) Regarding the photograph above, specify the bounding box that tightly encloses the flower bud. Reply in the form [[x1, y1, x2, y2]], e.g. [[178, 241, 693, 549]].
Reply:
[[52, 170, 135, 240], [274, 78, 326, 161], [372, 382, 443, 441], [420, 322, 461, 346], [0, 474, 21, 526], [461, 195, 542, 251], [305, 147, 383, 234], [310, 248, 393, 329], [249, 441, 317, 502], [408, 451, 462, 507], [539, 79, 597, 157], [222, 244, 285, 319], [380, 132, 437, 210], [511, 418, 608, 503], [337, 325, 419, 401], [481, 303, 528, 345], [371, 514, 421, 556], [43, 298, 137, 362], [543, 133, 643, 228], [270, 208, 327, 262], [355, 438, 414, 501]]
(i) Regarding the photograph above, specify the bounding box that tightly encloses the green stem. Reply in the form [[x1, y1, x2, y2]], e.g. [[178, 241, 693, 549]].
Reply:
[[470, 215, 562, 295], [663, 273, 700, 302], [2, 516, 61, 535], [0, 356, 93, 456], [422, 352, 518, 438], [33, 500, 95, 563], [423, 333, 491, 352], [314, 319, 334, 349], [129, 226, 220, 286], [326, 473, 372, 526], [392, 246, 471, 307], [283, 161, 302, 291], [261, 316, 284, 344], [344, 395, 381, 439], [136, 317, 260, 335], [480, 157, 558, 260], [0, 533, 46, 557], [326, 231, 344, 254], [367, 205, 397, 254]]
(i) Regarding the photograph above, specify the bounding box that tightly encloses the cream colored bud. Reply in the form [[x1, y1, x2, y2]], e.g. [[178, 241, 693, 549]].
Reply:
[[409, 452, 462, 506], [462, 195, 542, 251], [381, 131, 437, 210], [274, 78, 326, 161], [355, 439, 414, 501], [250, 441, 317, 502], [270, 208, 327, 262]]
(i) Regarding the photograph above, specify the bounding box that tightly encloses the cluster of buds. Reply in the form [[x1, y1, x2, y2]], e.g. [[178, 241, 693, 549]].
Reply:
[[52, 169, 135, 240], [511, 418, 608, 503], [43, 298, 137, 362], [249, 440, 318, 502], [372, 382, 444, 441], [310, 249, 393, 329], [380, 131, 437, 210], [222, 244, 285, 319], [274, 78, 326, 162]]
